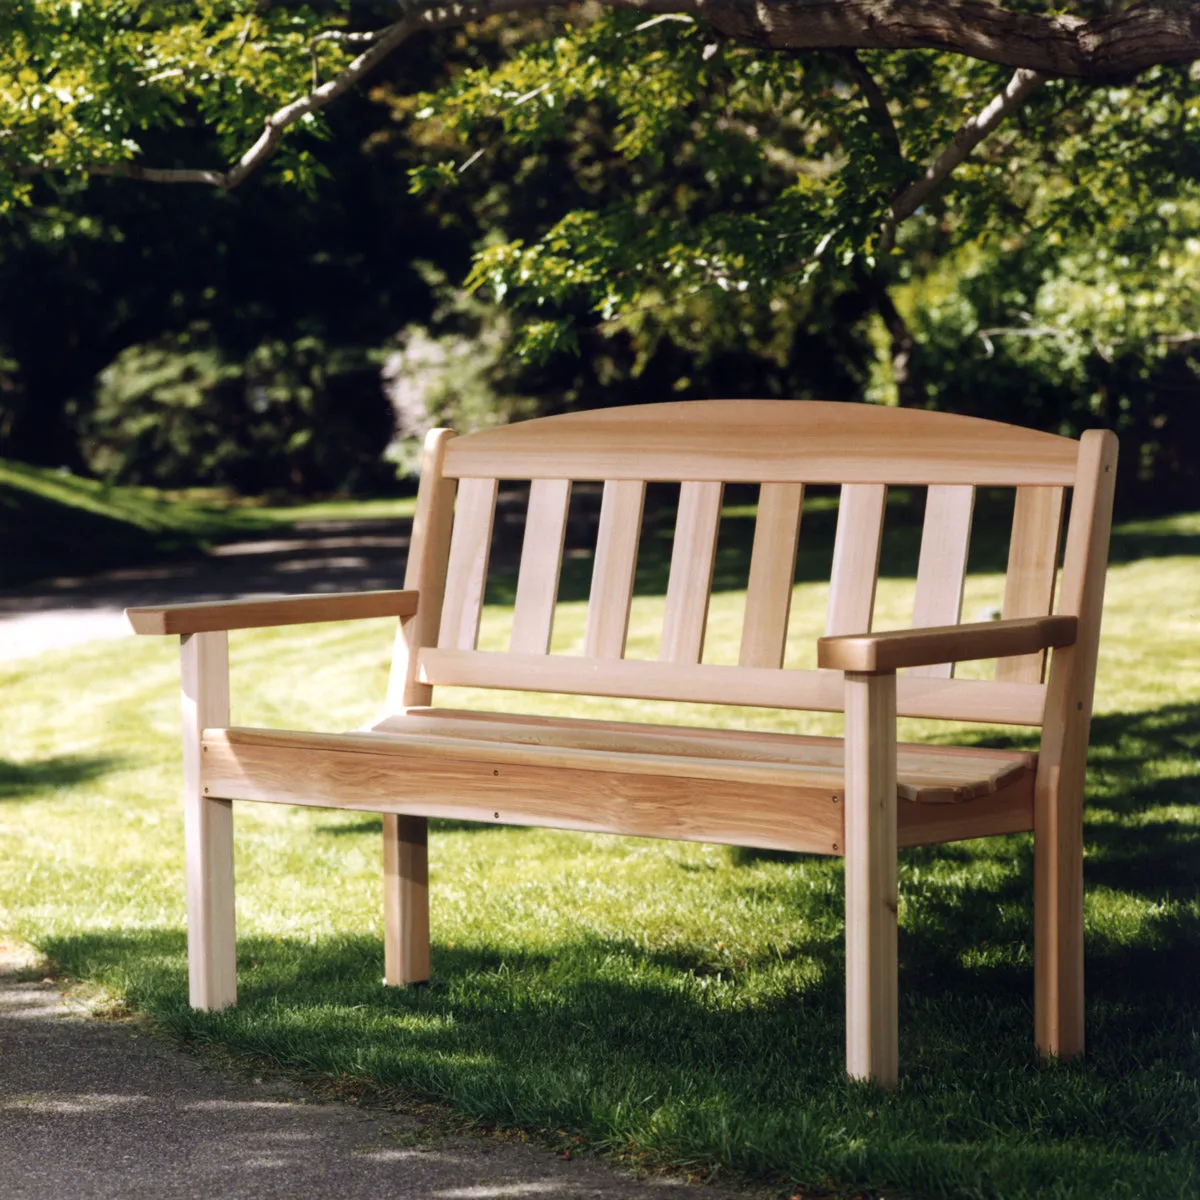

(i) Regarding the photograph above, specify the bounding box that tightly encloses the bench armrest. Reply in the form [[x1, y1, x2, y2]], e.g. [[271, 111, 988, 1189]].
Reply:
[[817, 615, 1077, 674], [126, 589, 419, 636]]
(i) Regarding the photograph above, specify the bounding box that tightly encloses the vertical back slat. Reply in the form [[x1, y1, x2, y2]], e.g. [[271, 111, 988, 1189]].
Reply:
[[510, 479, 572, 654], [740, 483, 804, 668], [909, 485, 975, 679], [997, 485, 1065, 683], [438, 476, 498, 650], [584, 480, 646, 659], [826, 484, 887, 638], [661, 481, 724, 664]]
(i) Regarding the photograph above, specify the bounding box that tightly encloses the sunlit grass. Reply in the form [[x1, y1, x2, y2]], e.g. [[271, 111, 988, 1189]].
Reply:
[[0, 510, 1197, 1199]]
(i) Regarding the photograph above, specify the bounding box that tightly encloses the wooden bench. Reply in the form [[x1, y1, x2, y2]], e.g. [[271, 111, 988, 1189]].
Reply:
[[126, 400, 1117, 1087]]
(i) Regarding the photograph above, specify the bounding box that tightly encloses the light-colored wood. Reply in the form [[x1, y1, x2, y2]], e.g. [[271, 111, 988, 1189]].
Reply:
[[383, 814, 429, 985], [510, 479, 572, 654], [418, 647, 1050, 725], [443, 401, 1080, 486], [661, 482, 724, 664], [843, 671, 899, 1086], [909, 485, 975, 678], [387, 428, 457, 712], [898, 772, 1034, 848], [1035, 430, 1117, 1059], [383, 428, 456, 986], [202, 727, 844, 856], [143, 399, 1117, 1089], [826, 484, 887, 637], [997, 486, 1065, 684], [127, 590, 418, 636], [438, 476, 498, 651], [377, 708, 1034, 803], [818, 615, 1077, 675], [740, 483, 803, 668], [584, 480, 646, 659], [182, 631, 236, 1011]]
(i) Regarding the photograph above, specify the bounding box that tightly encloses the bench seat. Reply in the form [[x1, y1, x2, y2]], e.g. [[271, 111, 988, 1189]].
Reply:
[[201, 710, 1036, 855]]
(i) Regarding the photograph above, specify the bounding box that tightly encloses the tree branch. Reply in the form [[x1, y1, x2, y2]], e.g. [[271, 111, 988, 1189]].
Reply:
[[879, 66, 1045, 249], [697, 0, 1200, 78], [17, 0, 1200, 191], [836, 49, 902, 158]]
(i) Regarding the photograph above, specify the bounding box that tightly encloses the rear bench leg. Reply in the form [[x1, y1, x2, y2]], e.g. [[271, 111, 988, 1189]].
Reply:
[[384, 814, 431, 985], [843, 670, 899, 1086], [180, 631, 237, 1010], [1034, 773, 1086, 1059]]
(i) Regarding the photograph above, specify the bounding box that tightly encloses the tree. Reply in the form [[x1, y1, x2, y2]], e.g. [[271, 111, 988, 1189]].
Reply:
[[4, 2, 1200, 503]]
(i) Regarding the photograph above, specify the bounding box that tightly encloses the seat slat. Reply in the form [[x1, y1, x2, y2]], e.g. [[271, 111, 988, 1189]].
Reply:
[[418, 648, 1049, 725], [203, 727, 844, 855], [661, 481, 724, 664], [997, 485, 1065, 683], [826, 484, 887, 637], [584, 480, 646, 659], [740, 483, 804, 668], [510, 479, 572, 654], [377, 707, 1036, 804], [910, 485, 975, 679], [438, 476, 498, 651]]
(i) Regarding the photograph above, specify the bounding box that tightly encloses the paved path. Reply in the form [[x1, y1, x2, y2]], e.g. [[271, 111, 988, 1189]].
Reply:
[[0, 520, 412, 662], [0, 949, 752, 1199]]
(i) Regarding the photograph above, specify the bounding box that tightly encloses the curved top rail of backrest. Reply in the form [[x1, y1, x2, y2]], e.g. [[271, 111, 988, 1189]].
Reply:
[[441, 400, 1079, 486]]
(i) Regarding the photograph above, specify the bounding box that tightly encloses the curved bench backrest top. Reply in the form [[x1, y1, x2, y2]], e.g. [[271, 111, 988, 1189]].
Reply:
[[442, 400, 1080, 487]]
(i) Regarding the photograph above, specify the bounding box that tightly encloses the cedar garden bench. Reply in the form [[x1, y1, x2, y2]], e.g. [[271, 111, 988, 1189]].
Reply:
[[126, 401, 1117, 1087]]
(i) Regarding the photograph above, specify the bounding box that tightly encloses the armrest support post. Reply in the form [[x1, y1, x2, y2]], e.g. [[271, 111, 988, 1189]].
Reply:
[[180, 631, 237, 1011], [843, 670, 899, 1087]]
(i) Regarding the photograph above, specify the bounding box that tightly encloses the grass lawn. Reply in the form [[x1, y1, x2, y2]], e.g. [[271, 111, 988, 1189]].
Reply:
[[0, 505, 1197, 1199], [0, 457, 416, 588]]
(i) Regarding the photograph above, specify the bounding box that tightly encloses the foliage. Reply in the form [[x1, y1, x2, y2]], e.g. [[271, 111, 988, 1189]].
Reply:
[[4, 4, 1200, 505], [1, 506, 1198, 1198], [85, 329, 396, 493]]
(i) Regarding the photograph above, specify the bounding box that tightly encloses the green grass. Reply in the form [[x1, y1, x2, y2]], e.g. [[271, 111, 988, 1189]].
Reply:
[[1, 509, 1197, 1199], [0, 458, 416, 588]]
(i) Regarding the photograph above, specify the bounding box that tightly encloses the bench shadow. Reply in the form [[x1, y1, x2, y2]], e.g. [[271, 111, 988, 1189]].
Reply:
[[0, 754, 122, 801], [33, 694, 1195, 1187]]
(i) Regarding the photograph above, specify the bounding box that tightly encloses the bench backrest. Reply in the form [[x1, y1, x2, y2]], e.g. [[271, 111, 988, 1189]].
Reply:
[[389, 401, 1117, 733]]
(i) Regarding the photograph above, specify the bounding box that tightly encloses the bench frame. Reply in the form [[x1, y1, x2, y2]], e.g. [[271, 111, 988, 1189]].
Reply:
[[128, 401, 1117, 1087]]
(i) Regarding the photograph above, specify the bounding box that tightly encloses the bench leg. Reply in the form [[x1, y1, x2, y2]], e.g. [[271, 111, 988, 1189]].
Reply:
[[181, 632, 237, 1011], [384, 814, 430, 985], [1034, 775, 1085, 1058], [843, 671, 899, 1087]]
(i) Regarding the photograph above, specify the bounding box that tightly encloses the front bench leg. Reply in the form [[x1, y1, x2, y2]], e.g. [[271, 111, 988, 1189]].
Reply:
[[181, 632, 237, 1010], [843, 670, 899, 1086], [383, 815, 431, 985]]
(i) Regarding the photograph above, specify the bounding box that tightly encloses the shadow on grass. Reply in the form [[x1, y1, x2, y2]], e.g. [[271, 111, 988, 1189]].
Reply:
[[39, 870, 1199, 1198], [0, 754, 121, 800], [36, 697, 1198, 1198]]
